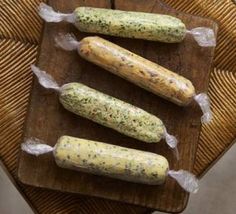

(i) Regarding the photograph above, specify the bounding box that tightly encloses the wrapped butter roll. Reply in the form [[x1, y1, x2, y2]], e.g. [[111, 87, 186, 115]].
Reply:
[[55, 34, 212, 123], [21, 136, 199, 193], [31, 65, 179, 156], [38, 3, 216, 46]]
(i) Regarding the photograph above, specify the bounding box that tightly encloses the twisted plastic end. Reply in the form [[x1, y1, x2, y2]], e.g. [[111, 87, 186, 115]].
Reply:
[[194, 93, 212, 124], [187, 27, 216, 47], [168, 170, 199, 193], [163, 127, 179, 160], [21, 138, 54, 156], [38, 3, 75, 23], [55, 33, 80, 51], [31, 65, 60, 91]]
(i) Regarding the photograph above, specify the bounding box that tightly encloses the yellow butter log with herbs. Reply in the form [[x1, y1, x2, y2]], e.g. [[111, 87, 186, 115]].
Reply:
[[54, 136, 169, 184], [22, 136, 199, 192], [67, 36, 195, 106]]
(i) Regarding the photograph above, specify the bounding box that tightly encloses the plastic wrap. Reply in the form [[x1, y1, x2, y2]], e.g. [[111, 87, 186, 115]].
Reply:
[[21, 136, 199, 193], [55, 34, 80, 51], [31, 65, 60, 91], [31, 65, 178, 151], [38, 3, 75, 23], [38, 3, 216, 47], [163, 127, 179, 160], [21, 138, 54, 156], [168, 170, 199, 193], [194, 93, 212, 124], [187, 27, 216, 47]]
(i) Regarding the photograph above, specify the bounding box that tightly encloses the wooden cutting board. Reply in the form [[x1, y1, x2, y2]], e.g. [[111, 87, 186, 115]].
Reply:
[[17, 0, 217, 212]]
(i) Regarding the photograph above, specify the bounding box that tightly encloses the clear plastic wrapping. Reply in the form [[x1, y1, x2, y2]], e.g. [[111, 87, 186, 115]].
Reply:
[[31, 65, 60, 91], [38, 3, 216, 47], [168, 170, 199, 193], [194, 93, 212, 124], [21, 137, 199, 193], [163, 127, 179, 160], [187, 27, 216, 47], [21, 138, 54, 156], [38, 3, 75, 23], [55, 34, 80, 51]]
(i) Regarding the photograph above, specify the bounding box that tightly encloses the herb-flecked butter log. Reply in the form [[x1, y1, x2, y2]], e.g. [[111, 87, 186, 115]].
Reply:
[[74, 7, 186, 43], [59, 83, 164, 143], [54, 136, 169, 184], [78, 37, 195, 105]]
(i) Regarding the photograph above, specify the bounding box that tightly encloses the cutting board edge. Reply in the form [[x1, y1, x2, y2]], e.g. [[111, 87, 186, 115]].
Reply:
[[16, 0, 218, 212]]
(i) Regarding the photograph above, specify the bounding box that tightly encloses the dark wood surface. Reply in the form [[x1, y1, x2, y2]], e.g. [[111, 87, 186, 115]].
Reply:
[[17, 0, 217, 212]]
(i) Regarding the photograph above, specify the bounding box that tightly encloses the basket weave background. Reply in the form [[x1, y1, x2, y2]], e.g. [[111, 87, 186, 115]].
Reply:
[[0, 0, 235, 213]]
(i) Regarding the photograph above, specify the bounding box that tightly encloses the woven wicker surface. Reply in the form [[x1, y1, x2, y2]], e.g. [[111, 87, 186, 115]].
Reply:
[[0, 0, 235, 213]]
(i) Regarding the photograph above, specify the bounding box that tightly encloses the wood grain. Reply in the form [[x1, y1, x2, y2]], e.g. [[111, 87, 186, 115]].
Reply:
[[16, 0, 217, 212]]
